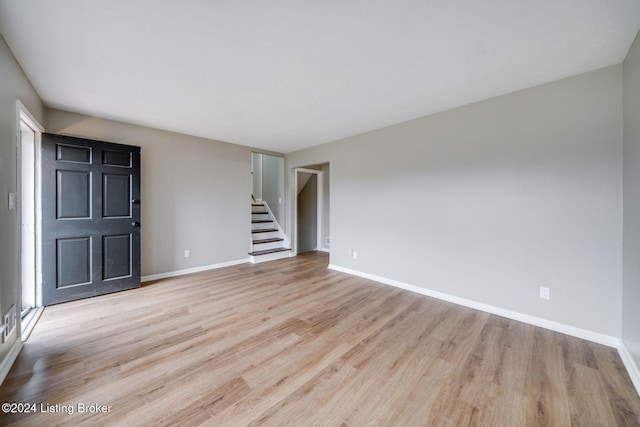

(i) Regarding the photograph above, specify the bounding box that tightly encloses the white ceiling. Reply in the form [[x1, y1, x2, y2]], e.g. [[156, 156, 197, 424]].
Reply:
[[1, 1, 639, 153]]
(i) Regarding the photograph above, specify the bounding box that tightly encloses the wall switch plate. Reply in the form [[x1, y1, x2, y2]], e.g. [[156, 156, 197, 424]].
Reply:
[[8, 192, 16, 210], [352, 250, 358, 259], [184, 249, 190, 258], [539, 287, 550, 300]]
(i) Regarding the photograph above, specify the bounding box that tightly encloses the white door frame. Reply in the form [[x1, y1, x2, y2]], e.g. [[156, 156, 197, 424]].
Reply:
[[16, 101, 44, 334], [293, 168, 323, 255]]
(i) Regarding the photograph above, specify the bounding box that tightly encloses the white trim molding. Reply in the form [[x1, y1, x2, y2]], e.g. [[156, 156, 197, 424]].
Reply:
[[16, 100, 45, 312], [16, 100, 44, 132], [0, 340, 23, 385], [618, 341, 640, 396], [142, 258, 249, 282], [328, 264, 621, 348]]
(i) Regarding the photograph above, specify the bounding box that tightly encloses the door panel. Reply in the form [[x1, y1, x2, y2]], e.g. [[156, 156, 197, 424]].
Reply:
[[102, 149, 131, 167], [42, 133, 141, 305], [103, 173, 131, 217], [57, 143, 91, 163], [57, 170, 91, 218], [103, 234, 131, 280], [56, 237, 91, 287]]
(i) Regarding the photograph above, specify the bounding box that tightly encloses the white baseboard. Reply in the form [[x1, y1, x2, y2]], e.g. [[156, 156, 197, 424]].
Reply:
[[142, 258, 250, 282], [328, 264, 620, 348], [319, 247, 330, 253], [619, 341, 640, 396], [0, 339, 23, 385]]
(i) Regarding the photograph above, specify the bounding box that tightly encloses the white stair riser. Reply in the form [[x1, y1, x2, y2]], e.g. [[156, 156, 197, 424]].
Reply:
[[252, 221, 274, 230], [252, 207, 267, 213], [250, 251, 291, 263], [251, 213, 270, 221], [252, 240, 284, 251], [252, 230, 280, 240]]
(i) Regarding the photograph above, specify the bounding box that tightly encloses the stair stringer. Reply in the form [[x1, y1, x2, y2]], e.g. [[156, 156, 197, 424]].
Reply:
[[260, 201, 290, 249]]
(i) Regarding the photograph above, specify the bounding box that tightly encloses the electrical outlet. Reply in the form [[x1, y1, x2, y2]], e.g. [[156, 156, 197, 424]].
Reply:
[[184, 249, 190, 258], [326, 237, 330, 247], [539, 287, 550, 300], [2, 305, 17, 343]]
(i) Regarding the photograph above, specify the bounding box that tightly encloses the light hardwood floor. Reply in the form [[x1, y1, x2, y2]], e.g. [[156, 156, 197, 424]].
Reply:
[[1, 252, 639, 426]]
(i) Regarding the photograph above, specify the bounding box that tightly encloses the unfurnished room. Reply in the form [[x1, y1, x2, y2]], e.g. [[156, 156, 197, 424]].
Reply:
[[1, 1, 640, 425]]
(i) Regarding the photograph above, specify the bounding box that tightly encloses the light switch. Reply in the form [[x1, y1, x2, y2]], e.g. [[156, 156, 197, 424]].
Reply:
[[8, 192, 15, 210]]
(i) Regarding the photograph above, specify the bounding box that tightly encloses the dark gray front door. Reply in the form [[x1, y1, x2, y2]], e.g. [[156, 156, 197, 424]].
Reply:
[[41, 133, 141, 305]]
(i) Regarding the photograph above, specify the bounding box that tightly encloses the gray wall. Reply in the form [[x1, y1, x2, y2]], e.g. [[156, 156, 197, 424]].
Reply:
[[46, 108, 252, 277], [623, 32, 640, 369], [261, 154, 284, 227], [0, 35, 44, 364], [286, 65, 623, 337], [297, 173, 318, 253]]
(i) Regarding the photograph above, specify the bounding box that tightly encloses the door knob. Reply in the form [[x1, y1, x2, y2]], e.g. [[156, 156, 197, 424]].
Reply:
[[132, 222, 140, 227], [132, 199, 140, 204]]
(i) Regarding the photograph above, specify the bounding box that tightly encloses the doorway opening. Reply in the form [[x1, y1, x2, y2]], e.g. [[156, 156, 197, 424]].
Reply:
[[294, 167, 324, 255], [17, 101, 44, 338], [251, 152, 285, 227]]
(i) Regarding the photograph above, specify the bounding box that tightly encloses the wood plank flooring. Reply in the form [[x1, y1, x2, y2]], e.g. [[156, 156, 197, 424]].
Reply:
[[1, 251, 639, 426]]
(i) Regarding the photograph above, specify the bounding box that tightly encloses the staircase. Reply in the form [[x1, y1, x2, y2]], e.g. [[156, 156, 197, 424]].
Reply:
[[249, 201, 291, 263]]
